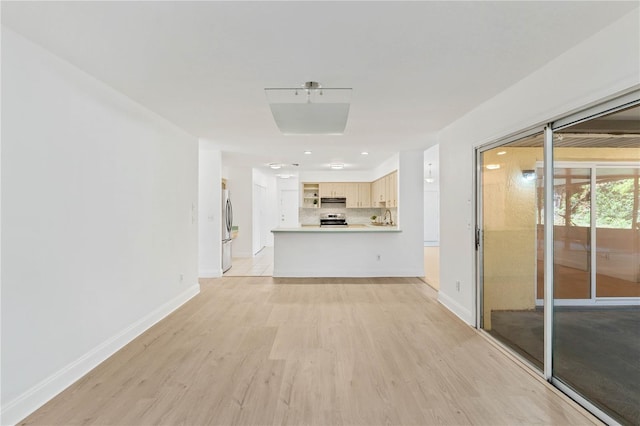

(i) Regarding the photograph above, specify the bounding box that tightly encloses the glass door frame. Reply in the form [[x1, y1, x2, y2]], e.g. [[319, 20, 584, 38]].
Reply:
[[475, 90, 640, 426]]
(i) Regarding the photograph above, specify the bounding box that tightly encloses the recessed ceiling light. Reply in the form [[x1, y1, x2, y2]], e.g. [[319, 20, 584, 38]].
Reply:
[[304, 150, 312, 155], [330, 163, 344, 170], [497, 151, 507, 156], [269, 163, 282, 169], [361, 151, 369, 155], [486, 164, 500, 170]]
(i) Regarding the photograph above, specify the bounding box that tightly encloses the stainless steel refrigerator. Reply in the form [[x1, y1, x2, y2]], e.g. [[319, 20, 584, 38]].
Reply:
[[222, 189, 233, 272]]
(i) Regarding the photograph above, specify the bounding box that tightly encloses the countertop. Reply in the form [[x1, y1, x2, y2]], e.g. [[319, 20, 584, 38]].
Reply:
[[272, 224, 401, 233]]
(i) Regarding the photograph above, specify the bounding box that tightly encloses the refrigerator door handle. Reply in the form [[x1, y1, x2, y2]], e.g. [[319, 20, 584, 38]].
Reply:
[[227, 198, 233, 233]]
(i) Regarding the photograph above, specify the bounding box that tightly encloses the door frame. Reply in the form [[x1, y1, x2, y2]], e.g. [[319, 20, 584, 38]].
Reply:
[[474, 91, 639, 426]]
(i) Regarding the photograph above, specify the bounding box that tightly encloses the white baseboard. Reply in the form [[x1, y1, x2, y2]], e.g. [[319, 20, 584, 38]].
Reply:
[[199, 268, 222, 278], [272, 268, 424, 278], [1, 283, 200, 426], [438, 291, 474, 326]]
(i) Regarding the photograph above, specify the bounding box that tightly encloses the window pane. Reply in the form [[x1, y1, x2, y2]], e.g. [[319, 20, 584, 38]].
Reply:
[[595, 168, 640, 297], [552, 104, 640, 425], [480, 134, 544, 369], [553, 167, 591, 299]]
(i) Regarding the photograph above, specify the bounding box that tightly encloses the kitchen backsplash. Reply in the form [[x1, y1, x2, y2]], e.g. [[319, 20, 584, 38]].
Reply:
[[299, 207, 398, 225]]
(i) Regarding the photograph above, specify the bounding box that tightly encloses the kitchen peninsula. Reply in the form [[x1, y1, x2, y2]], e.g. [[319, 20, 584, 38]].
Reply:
[[272, 170, 415, 277], [272, 224, 403, 277]]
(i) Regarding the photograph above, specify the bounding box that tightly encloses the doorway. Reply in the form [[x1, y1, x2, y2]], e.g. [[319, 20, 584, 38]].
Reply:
[[253, 183, 268, 255]]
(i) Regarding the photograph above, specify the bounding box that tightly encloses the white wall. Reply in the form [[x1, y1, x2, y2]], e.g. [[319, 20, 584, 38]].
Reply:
[[266, 177, 278, 246], [396, 150, 425, 273], [299, 154, 400, 184], [299, 170, 375, 182], [1, 28, 200, 425], [252, 168, 278, 253], [437, 10, 640, 325], [423, 145, 440, 244], [198, 141, 222, 277], [372, 154, 400, 182]]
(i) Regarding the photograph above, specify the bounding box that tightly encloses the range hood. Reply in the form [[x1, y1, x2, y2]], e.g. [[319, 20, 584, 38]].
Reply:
[[320, 197, 346, 205]]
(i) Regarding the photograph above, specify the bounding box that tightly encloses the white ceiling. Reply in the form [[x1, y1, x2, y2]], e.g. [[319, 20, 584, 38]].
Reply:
[[2, 1, 637, 172]]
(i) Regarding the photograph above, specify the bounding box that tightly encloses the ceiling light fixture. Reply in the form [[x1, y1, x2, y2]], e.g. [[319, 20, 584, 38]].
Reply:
[[330, 163, 344, 170], [269, 163, 282, 169], [486, 164, 500, 170], [425, 163, 435, 183], [276, 173, 292, 179], [265, 81, 352, 135], [361, 151, 369, 155], [304, 150, 312, 155]]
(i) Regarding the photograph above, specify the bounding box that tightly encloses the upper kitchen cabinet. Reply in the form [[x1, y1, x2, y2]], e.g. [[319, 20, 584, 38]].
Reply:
[[303, 172, 394, 209], [372, 178, 383, 206], [320, 182, 346, 198], [387, 171, 397, 207], [346, 182, 371, 208], [302, 183, 320, 208], [372, 170, 398, 207], [358, 182, 372, 208]]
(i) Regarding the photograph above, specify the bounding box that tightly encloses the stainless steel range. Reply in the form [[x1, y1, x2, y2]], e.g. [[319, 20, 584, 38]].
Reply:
[[320, 213, 348, 227]]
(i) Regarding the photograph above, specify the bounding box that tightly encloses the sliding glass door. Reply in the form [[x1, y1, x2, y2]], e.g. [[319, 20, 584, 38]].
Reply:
[[479, 131, 545, 369], [552, 105, 640, 425], [478, 100, 640, 425]]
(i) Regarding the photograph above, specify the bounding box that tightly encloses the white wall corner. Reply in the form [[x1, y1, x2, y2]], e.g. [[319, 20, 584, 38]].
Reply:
[[0, 284, 200, 426], [438, 290, 474, 326]]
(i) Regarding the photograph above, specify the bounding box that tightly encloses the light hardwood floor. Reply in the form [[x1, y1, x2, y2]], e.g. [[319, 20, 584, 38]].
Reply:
[[423, 246, 440, 290], [21, 277, 600, 425]]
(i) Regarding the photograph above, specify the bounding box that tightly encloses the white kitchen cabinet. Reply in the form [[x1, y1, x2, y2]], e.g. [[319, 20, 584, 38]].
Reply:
[[358, 182, 371, 208], [345, 183, 359, 208], [372, 177, 384, 206], [345, 182, 371, 208], [386, 171, 397, 207], [307, 174, 393, 208], [371, 170, 397, 207], [320, 182, 346, 198]]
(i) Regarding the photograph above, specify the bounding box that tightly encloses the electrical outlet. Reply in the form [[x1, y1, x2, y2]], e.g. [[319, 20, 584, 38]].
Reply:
[[456, 280, 460, 291]]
